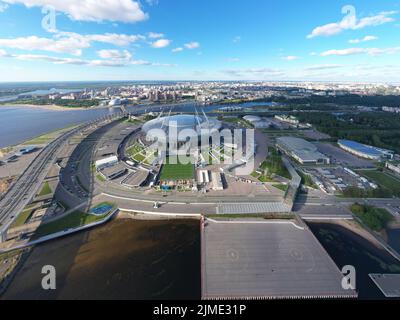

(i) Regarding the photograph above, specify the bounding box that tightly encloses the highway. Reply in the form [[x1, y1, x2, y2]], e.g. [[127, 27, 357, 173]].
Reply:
[[0, 114, 124, 241]]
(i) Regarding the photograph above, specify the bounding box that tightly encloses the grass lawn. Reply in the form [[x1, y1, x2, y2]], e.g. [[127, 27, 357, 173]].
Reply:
[[96, 174, 106, 182], [351, 203, 394, 232], [258, 175, 275, 183], [10, 207, 35, 228], [358, 170, 400, 197], [272, 184, 289, 192], [38, 181, 52, 197], [133, 153, 146, 163], [160, 160, 195, 181], [33, 211, 109, 239]]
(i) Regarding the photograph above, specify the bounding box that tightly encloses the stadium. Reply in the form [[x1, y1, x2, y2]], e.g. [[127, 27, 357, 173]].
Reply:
[[142, 112, 222, 149]]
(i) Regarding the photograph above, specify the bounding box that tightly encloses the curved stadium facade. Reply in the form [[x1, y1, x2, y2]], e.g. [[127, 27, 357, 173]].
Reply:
[[142, 114, 222, 143]]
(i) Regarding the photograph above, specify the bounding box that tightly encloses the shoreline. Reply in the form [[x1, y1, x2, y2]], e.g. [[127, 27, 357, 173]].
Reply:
[[310, 219, 400, 262], [0, 103, 105, 111]]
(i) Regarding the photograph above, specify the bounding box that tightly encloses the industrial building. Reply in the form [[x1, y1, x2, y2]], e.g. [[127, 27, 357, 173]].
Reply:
[[386, 161, 400, 175], [276, 137, 330, 165], [338, 140, 394, 161], [243, 115, 271, 128]]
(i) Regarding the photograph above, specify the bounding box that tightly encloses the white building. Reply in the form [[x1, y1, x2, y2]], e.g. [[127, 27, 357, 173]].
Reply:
[[95, 155, 118, 170], [276, 137, 330, 165], [211, 172, 224, 191], [386, 161, 400, 175]]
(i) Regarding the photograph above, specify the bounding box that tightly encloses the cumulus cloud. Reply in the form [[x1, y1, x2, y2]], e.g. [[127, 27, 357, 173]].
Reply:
[[307, 11, 396, 38], [172, 47, 183, 53], [0, 32, 146, 56], [320, 46, 400, 56], [184, 41, 200, 49], [2, 0, 148, 23], [151, 38, 171, 48], [97, 49, 132, 60], [148, 32, 164, 39], [0, 48, 175, 67], [349, 35, 378, 44], [0, 2, 9, 12], [0, 35, 88, 55]]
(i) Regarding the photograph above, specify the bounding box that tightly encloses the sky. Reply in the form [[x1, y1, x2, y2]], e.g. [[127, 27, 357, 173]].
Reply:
[[0, 0, 399, 82]]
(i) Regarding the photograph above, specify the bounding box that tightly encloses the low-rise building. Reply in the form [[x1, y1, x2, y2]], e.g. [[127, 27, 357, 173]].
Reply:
[[95, 155, 119, 170], [386, 161, 400, 175], [276, 137, 330, 165], [338, 140, 394, 161]]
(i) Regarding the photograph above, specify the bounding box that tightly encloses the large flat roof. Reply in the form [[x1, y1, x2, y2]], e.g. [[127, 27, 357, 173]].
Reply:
[[276, 137, 329, 162], [201, 219, 357, 299], [338, 140, 393, 157]]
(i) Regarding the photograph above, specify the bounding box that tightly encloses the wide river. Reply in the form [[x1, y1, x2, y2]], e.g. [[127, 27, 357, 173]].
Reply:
[[2, 218, 201, 300], [0, 101, 274, 148]]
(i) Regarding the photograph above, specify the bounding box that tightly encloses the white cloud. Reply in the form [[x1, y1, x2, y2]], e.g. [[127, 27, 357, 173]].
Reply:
[[226, 57, 240, 62], [172, 47, 183, 53], [0, 32, 146, 56], [151, 38, 171, 48], [233, 36, 241, 43], [307, 11, 395, 38], [81, 33, 145, 46], [303, 64, 343, 71], [320, 46, 400, 56], [0, 35, 89, 55], [0, 2, 9, 12], [282, 55, 299, 61], [97, 49, 132, 60], [349, 35, 378, 44], [0, 49, 174, 67], [148, 32, 164, 39], [3, 0, 148, 23], [184, 41, 200, 49]]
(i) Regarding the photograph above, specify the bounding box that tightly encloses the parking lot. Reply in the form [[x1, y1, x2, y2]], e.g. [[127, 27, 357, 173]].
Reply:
[[316, 142, 375, 168]]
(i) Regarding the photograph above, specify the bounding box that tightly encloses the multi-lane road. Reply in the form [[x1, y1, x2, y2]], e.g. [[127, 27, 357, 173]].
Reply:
[[0, 115, 124, 241]]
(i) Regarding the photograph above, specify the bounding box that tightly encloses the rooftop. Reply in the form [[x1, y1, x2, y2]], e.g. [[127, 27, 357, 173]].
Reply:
[[276, 137, 328, 162], [338, 140, 393, 157], [202, 219, 357, 299]]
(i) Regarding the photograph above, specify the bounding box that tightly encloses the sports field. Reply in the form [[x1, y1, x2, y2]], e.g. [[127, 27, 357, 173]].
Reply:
[[160, 161, 195, 181]]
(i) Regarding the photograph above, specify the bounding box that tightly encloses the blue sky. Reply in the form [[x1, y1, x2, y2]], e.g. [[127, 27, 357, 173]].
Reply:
[[0, 0, 399, 82]]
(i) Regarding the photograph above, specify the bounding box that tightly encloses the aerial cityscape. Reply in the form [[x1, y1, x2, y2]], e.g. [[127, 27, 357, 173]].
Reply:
[[0, 0, 400, 307]]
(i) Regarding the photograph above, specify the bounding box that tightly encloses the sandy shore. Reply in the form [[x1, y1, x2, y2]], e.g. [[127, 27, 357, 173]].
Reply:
[[0, 103, 103, 111]]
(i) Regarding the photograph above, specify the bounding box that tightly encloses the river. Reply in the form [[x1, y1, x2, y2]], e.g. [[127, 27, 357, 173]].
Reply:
[[308, 222, 400, 299], [1, 218, 200, 300]]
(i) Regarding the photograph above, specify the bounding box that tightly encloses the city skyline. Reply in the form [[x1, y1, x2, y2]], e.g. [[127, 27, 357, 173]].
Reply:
[[0, 0, 399, 82]]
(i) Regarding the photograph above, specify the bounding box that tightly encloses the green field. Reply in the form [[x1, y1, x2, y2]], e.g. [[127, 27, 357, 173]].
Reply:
[[38, 181, 52, 197], [33, 210, 109, 239], [350, 203, 394, 232], [160, 160, 195, 181], [359, 170, 400, 197], [272, 184, 289, 192], [10, 206, 36, 228]]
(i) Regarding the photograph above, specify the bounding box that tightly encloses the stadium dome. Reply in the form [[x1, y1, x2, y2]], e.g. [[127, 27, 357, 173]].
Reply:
[[142, 114, 222, 143]]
